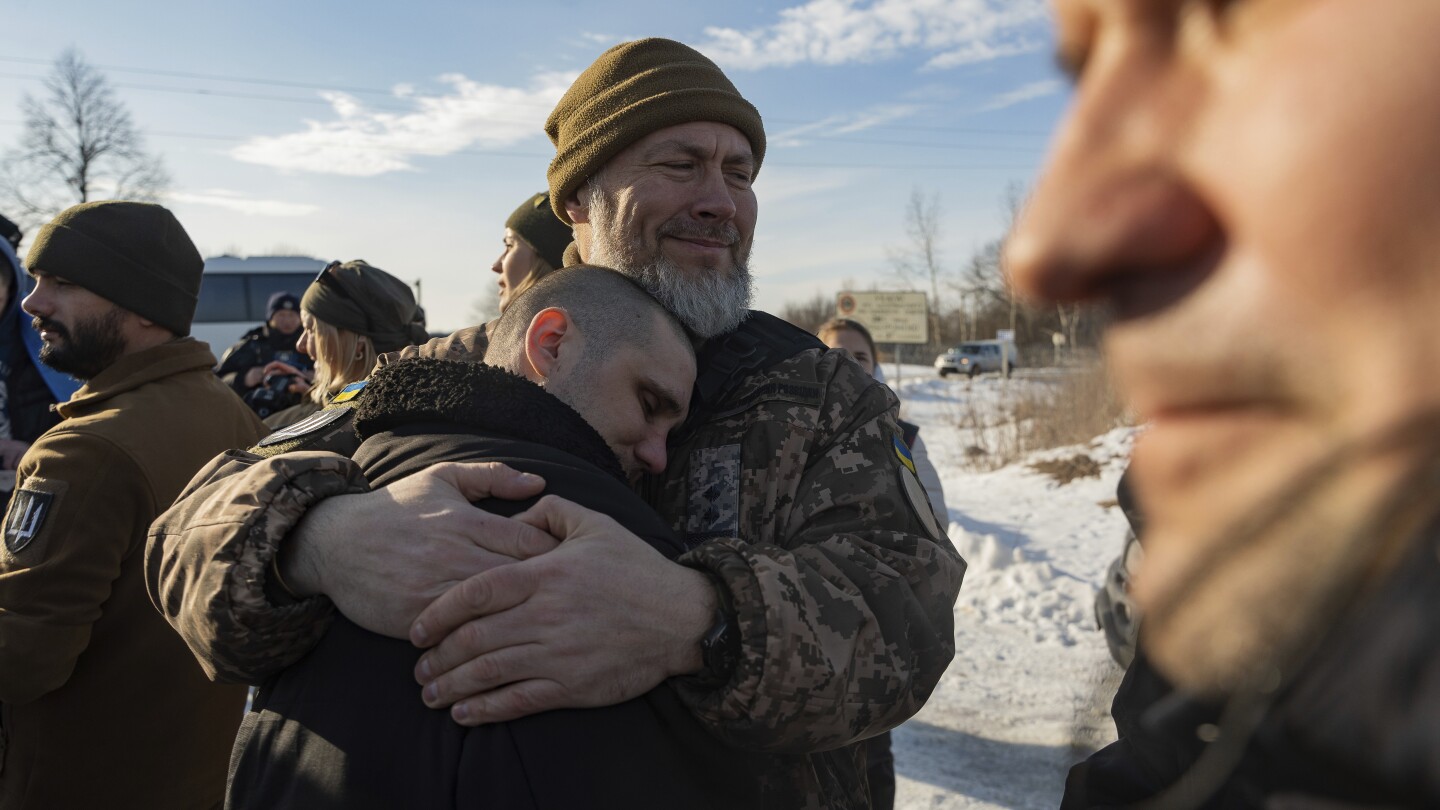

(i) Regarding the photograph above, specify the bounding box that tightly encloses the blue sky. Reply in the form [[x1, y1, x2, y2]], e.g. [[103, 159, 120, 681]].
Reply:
[[1, 0, 1069, 332]]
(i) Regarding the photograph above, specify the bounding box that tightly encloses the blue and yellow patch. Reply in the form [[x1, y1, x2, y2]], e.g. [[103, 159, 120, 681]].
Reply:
[[331, 380, 368, 404], [893, 436, 917, 475]]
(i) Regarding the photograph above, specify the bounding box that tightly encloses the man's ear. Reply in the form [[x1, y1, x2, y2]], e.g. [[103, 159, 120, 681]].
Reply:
[[564, 186, 590, 226], [523, 307, 573, 383]]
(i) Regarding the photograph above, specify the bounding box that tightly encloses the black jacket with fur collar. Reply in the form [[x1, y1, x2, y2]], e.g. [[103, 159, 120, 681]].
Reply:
[[226, 359, 762, 810]]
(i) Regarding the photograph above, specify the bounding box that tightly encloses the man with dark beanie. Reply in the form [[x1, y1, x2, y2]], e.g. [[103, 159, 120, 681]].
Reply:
[[150, 38, 962, 808], [0, 201, 266, 809]]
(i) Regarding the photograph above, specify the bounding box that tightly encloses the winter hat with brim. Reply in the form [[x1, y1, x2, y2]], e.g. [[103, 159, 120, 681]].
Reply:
[[544, 37, 765, 224], [25, 201, 202, 335], [301, 259, 426, 354], [505, 192, 572, 270]]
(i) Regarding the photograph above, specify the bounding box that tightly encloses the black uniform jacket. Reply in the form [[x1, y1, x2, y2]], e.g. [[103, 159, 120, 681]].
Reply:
[[226, 359, 765, 810], [1064, 510, 1440, 808]]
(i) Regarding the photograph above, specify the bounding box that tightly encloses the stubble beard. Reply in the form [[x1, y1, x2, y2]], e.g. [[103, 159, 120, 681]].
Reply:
[[585, 184, 753, 340], [34, 309, 128, 380]]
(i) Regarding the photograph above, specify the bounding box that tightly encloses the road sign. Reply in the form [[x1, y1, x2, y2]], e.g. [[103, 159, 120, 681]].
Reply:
[[835, 291, 928, 344]]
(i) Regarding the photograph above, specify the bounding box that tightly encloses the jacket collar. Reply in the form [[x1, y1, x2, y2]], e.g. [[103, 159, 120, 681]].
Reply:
[[58, 337, 218, 418], [353, 357, 625, 481]]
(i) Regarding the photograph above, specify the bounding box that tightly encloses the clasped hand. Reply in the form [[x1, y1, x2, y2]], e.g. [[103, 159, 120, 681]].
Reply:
[[407, 491, 715, 726]]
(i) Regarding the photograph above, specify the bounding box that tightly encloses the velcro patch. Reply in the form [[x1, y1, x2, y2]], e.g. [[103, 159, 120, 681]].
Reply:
[[899, 465, 944, 542], [256, 404, 354, 448], [720, 380, 825, 416], [685, 444, 742, 548], [5, 487, 54, 554]]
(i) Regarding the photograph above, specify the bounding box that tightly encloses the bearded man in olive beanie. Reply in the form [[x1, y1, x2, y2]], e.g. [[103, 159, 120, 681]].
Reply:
[[148, 38, 961, 810], [0, 201, 266, 809]]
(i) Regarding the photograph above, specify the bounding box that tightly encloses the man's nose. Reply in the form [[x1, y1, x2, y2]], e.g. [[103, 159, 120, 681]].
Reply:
[[21, 286, 48, 319], [634, 432, 669, 476], [690, 167, 738, 223], [1005, 49, 1221, 313]]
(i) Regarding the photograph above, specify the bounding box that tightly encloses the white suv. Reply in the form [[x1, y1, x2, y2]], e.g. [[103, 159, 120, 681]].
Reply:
[[934, 340, 1019, 378]]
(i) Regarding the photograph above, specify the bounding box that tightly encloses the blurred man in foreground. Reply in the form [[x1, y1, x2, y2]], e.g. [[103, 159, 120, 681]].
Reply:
[[1007, 2, 1440, 805]]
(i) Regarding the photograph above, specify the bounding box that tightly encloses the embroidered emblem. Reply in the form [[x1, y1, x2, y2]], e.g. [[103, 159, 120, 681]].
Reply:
[[685, 444, 742, 548], [255, 404, 354, 448], [5, 488, 54, 554], [330, 380, 368, 404]]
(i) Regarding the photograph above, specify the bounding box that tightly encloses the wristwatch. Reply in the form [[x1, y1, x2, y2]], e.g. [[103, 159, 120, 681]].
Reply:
[[699, 605, 741, 685]]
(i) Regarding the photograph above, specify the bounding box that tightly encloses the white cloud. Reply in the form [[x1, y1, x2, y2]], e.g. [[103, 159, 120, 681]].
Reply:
[[698, 0, 1048, 71], [770, 104, 922, 147], [230, 71, 576, 177], [980, 79, 1064, 111], [170, 189, 321, 217]]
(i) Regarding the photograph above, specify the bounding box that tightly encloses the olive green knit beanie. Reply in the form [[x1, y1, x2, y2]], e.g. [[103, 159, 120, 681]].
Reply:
[[544, 37, 766, 224], [25, 201, 202, 335], [301, 260, 427, 354], [504, 192, 572, 270]]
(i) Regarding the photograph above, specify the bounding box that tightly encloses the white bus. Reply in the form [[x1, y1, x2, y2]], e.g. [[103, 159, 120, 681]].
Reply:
[[190, 255, 324, 355]]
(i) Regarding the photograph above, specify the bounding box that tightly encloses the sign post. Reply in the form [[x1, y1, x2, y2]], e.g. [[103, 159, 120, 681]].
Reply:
[[835, 291, 929, 388]]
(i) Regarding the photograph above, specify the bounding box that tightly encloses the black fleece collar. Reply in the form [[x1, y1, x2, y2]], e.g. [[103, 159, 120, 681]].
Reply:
[[352, 358, 625, 481]]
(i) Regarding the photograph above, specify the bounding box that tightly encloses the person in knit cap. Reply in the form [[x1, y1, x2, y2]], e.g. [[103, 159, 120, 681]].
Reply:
[[0, 200, 266, 809], [150, 39, 960, 809], [262, 259, 428, 429], [493, 190, 572, 312], [215, 290, 312, 418]]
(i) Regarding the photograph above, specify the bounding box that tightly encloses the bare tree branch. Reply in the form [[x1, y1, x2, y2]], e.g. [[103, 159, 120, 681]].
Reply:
[[1, 49, 169, 231]]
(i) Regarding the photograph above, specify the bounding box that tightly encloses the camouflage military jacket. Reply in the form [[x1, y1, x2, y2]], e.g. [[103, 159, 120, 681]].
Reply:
[[146, 314, 965, 808]]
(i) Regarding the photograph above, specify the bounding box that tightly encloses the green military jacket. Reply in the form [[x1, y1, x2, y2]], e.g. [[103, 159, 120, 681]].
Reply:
[[0, 338, 266, 809], [147, 317, 965, 808]]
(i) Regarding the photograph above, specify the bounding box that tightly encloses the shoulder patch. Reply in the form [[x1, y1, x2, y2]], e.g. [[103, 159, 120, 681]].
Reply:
[[893, 436, 917, 476], [256, 405, 354, 448], [6, 487, 55, 554], [330, 380, 368, 404], [899, 466, 944, 542]]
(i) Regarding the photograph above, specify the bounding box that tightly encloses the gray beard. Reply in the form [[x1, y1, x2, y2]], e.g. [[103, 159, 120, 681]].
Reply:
[[586, 190, 753, 339]]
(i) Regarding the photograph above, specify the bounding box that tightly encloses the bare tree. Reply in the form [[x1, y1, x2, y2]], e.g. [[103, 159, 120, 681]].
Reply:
[[885, 188, 945, 347], [468, 284, 501, 326], [779, 290, 835, 334], [0, 49, 169, 230]]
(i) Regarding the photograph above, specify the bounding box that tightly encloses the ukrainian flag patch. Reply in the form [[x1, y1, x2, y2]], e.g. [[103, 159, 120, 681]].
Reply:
[[331, 380, 368, 404], [893, 436, 916, 475]]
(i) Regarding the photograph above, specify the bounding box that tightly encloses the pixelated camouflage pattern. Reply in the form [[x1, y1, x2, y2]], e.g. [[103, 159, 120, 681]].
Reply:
[[379, 323, 489, 366], [655, 346, 965, 808], [144, 320, 965, 808], [145, 450, 368, 683]]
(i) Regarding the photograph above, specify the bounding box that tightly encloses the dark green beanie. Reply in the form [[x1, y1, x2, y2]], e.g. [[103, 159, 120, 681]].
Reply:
[[504, 192, 571, 270], [26, 201, 202, 335], [545, 38, 766, 224], [301, 260, 427, 354]]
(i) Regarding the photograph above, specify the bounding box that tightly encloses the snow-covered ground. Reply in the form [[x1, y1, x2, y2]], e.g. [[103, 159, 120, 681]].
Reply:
[[881, 364, 1134, 809]]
